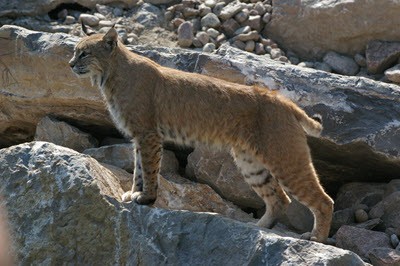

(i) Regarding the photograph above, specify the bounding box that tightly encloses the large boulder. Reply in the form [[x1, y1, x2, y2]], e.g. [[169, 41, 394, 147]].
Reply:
[[265, 0, 400, 60], [0, 142, 366, 265]]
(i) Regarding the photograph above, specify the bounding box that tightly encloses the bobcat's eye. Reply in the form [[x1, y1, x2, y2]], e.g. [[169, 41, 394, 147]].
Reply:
[[79, 51, 89, 59]]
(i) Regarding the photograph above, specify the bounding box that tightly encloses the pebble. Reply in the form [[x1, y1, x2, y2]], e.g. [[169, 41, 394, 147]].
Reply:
[[391, 234, 400, 248], [99, 20, 115, 27], [79, 14, 100, 27], [354, 53, 367, 67], [243, 15, 262, 31], [192, 38, 203, 48], [323, 51, 360, 76], [183, 7, 199, 18], [254, 2, 267, 15], [94, 12, 106, 20], [196, 31, 210, 45], [289, 56, 300, 65], [234, 26, 251, 36], [57, 9, 68, 20], [255, 42, 265, 55], [277, 56, 289, 63], [354, 209, 369, 223], [221, 18, 240, 37], [216, 33, 227, 44], [262, 12, 271, 23], [203, 42, 216, 53], [206, 28, 220, 38], [314, 62, 332, 72], [201, 13, 221, 28], [172, 18, 185, 28], [384, 64, 400, 83], [235, 31, 260, 42], [199, 5, 212, 17], [64, 15, 75, 25], [232, 40, 246, 50], [245, 40, 255, 52], [219, 2, 244, 21], [212, 2, 225, 16], [270, 48, 282, 59], [234, 10, 249, 23], [298, 62, 315, 68], [178, 21, 194, 48], [204, 0, 216, 8]]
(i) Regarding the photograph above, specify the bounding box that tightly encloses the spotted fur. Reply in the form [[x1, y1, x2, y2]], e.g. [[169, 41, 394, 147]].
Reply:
[[69, 26, 333, 243]]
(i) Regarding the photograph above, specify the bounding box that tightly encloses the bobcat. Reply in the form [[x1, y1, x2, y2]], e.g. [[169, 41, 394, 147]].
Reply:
[[69, 25, 333, 243]]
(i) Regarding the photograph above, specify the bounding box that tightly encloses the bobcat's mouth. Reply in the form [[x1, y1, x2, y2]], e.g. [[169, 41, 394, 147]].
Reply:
[[72, 67, 90, 76]]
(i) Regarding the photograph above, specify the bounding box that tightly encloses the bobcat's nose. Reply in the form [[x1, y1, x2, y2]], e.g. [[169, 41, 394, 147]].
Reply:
[[69, 59, 75, 68]]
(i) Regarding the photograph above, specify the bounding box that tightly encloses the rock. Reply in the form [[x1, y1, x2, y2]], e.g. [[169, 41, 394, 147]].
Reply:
[[234, 30, 259, 42], [331, 208, 355, 233], [201, 13, 221, 28], [219, 0, 244, 21], [298, 61, 315, 68], [366, 40, 400, 74], [254, 2, 267, 16], [336, 225, 392, 260], [270, 48, 282, 59], [154, 173, 254, 223], [234, 10, 249, 23], [242, 15, 262, 32], [0, 142, 366, 265], [391, 234, 400, 248], [354, 209, 369, 223], [265, 0, 400, 60], [199, 4, 212, 17], [78, 14, 100, 27], [34, 116, 98, 152], [143, 0, 176, 4], [232, 40, 246, 50], [354, 218, 381, 231], [335, 182, 386, 210], [323, 51, 359, 76], [354, 54, 367, 67], [384, 179, 400, 198], [314, 62, 332, 72], [186, 146, 263, 209], [234, 25, 251, 36], [83, 144, 179, 174], [244, 40, 255, 52], [206, 28, 219, 38], [221, 18, 240, 37], [262, 12, 271, 23], [212, 2, 225, 16], [255, 42, 265, 55], [203, 43, 216, 53], [384, 64, 400, 83], [177, 21, 194, 48], [195, 31, 209, 46], [283, 198, 314, 233], [0, 0, 139, 17], [64, 15, 75, 25], [368, 191, 400, 230], [182, 7, 199, 18], [368, 248, 400, 266], [133, 3, 163, 27]]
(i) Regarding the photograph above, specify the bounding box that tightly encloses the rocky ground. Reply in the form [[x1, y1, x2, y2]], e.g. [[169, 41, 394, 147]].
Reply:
[[1, 0, 400, 265]]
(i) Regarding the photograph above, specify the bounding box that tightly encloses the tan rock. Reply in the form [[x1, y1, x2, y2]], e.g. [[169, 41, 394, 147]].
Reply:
[[266, 0, 400, 60]]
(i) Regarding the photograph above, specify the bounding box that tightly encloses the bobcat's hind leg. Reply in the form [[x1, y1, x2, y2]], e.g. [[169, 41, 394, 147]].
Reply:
[[270, 159, 333, 243], [232, 149, 291, 228]]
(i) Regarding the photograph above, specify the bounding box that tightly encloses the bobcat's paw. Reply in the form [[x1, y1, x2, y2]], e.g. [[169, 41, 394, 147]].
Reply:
[[131, 191, 156, 205], [121, 191, 133, 202]]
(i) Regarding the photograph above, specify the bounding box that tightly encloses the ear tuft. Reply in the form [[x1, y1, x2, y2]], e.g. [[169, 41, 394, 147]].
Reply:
[[81, 22, 95, 36], [103, 25, 118, 50]]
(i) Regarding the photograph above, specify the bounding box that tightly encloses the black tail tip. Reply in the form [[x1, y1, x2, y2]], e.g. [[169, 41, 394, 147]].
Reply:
[[312, 114, 323, 124]]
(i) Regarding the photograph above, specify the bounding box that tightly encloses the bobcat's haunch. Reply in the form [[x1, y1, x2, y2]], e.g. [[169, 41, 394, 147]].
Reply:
[[69, 26, 333, 243]]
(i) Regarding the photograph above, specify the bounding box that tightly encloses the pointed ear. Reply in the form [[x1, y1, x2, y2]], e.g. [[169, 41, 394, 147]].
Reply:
[[81, 22, 95, 36], [103, 25, 118, 50]]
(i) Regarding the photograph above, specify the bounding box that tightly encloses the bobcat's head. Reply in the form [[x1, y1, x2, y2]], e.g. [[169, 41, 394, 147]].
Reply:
[[69, 24, 118, 86]]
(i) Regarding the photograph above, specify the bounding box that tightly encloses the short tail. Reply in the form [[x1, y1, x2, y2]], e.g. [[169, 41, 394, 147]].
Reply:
[[292, 106, 323, 137]]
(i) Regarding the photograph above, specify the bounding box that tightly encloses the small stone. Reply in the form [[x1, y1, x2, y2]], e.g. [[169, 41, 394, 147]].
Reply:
[[255, 43, 265, 55], [57, 9, 68, 20], [64, 15, 75, 25], [96, 4, 112, 15], [172, 18, 185, 28], [201, 13, 221, 28], [213, 2, 226, 16], [178, 21, 194, 48], [289, 56, 300, 65], [254, 2, 267, 15], [234, 30, 259, 42], [216, 33, 227, 45], [79, 14, 100, 27], [243, 15, 262, 31], [260, 38, 274, 46], [232, 40, 246, 50], [354, 209, 369, 223], [314, 62, 332, 72], [165, 10, 174, 21], [127, 33, 139, 45], [99, 20, 115, 27], [354, 53, 367, 67], [191, 18, 201, 33], [113, 7, 123, 17], [203, 43, 216, 53], [221, 18, 240, 37], [245, 40, 255, 52], [323, 51, 360, 76], [369, 248, 400, 266], [278, 56, 289, 63], [262, 12, 271, 23], [391, 234, 400, 248], [298, 61, 315, 68], [249, 9, 259, 16], [384, 64, 400, 83], [219, 1, 244, 21], [199, 5, 212, 17], [234, 26, 251, 36], [183, 7, 199, 18], [192, 38, 203, 48], [204, 0, 216, 8], [366, 40, 400, 74], [196, 31, 209, 45], [206, 28, 219, 38], [234, 10, 249, 23], [270, 48, 282, 59]]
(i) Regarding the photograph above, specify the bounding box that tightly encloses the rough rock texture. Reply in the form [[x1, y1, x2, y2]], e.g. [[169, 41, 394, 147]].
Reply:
[[368, 248, 400, 266], [366, 40, 400, 74], [335, 182, 386, 210], [266, 0, 400, 59], [368, 191, 400, 229], [0, 0, 139, 17], [34, 116, 98, 152], [1, 25, 400, 159], [0, 142, 366, 265]]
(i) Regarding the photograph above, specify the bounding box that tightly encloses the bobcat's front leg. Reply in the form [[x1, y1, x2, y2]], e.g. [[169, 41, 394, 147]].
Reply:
[[122, 132, 162, 205]]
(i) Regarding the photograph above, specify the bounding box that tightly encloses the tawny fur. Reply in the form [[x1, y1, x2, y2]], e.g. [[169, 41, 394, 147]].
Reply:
[[69, 27, 333, 243]]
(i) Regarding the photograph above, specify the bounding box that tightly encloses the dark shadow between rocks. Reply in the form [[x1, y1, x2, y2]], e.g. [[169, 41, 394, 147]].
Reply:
[[308, 136, 400, 196]]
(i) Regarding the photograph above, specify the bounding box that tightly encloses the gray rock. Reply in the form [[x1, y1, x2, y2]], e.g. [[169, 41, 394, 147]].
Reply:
[[203, 43, 216, 53], [219, 0, 244, 21], [354, 218, 381, 231], [331, 208, 355, 233], [254, 2, 267, 16], [323, 51, 360, 75], [335, 182, 386, 210], [34, 116, 98, 152], [64, 15, 75, 25], [113, 7, 123, 17], [234, 10, 249, 23], [368, 191, 400, 230], [79, 14, 100, 27], [242, 15, 262, 31], [262, 12, 271, 23], [201, 13, 221, 28], [297, 61, 315, 68], [143, 0, 176, 4], [0, 142, 366, 265], [270, 48, 282, 59], [244, 40, 255, 52], [133, 3, 163, 27], [212, 2, 225, 16], [232, 40, 246, 50], [368, 248, 400, 266], [234, 30, 259, 42], [178, 21, 194, 48], [255, 42, 265, 55], [354, 209, 368, 223], [199, 4, 212, 17], [183, 7, 199, 18], [314, 62, 332, 72], [195, 31, 209, 46], [366, 40, 400, 74], [206, 27, 219, 38], [354, 53, 367, 67], [221, 18, 240, 37], [234, 25, 251, 35], [384, 64, 400, 83], [391, 234, 400, 248], [336, 225, 392, 260]]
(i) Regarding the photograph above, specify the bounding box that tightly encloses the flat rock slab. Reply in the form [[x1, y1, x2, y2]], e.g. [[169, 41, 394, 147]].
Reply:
[[0, 142, 366, 265]]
